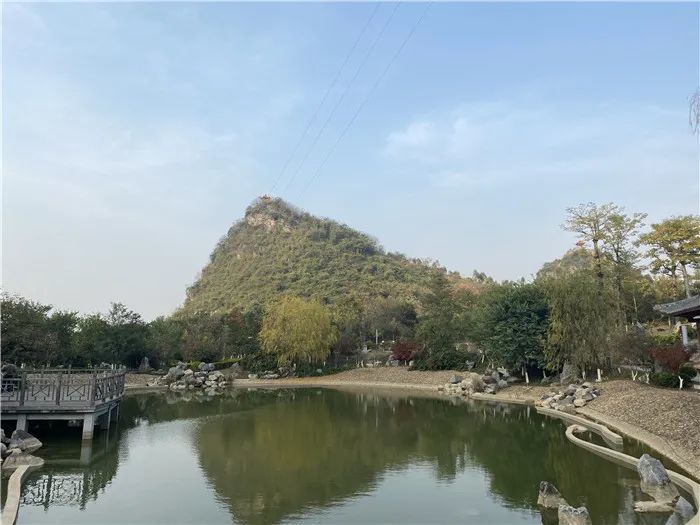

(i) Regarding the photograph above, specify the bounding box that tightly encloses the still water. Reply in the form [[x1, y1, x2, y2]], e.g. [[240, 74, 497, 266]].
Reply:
[[2, 388, 694, 524]]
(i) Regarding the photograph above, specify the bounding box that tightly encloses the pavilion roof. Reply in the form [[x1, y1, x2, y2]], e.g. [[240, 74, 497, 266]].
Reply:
[[654, 295, 700, 317]]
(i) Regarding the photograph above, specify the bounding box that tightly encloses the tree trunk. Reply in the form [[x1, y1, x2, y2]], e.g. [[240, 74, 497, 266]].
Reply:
[[592, 239, 604, 290], [679, 263, 692, 298]]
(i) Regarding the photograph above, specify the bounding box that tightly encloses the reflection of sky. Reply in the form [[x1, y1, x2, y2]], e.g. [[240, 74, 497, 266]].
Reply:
[[286, 464, 537, 524], [19, 420, 231, 524]]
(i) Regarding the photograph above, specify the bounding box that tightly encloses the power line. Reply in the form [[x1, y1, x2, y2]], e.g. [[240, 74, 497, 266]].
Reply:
[[299, 2, 432, 198], [268, 3, 381, 195], [280, 3, 400, 196]]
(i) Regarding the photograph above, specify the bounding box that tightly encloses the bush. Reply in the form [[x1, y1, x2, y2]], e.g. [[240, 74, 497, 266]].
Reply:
[[213, 357, 241, 370], [650, 372, 679, 388], [411, 347, 473, 371], [650, 332, 680, 347], [391, 340, 419, 362], [240, 353, 278, 374], [679, 365, 697, 383], [650, 367, 696, 388], [651, 344, 690, 373]]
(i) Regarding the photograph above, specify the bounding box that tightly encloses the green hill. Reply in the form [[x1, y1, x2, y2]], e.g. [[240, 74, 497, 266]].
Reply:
[[181, 197, 464, 314]]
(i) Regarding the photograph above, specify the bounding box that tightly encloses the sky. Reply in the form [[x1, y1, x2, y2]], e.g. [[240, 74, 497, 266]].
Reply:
[[3, 2, 699, 320]]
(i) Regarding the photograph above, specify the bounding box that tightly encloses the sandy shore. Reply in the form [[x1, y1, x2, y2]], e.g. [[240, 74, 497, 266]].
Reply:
[[126, 369, 700, 479]]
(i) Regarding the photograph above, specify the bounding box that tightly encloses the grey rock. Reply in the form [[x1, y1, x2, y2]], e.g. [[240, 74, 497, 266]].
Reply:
[[573, 399, 586, 408], [497, 367, 509, 377], [9, 430, 42, 453], [261, 373, 279, 380], [537, 481, 568, 509], [562, 395, 575, 405], [673, 497, 695, 521], [0, 442, 7, 458], [482, 375, 496, 384], [198, 362, 215, 372], [497, 379, 509, 389], [247, 373, 258, 380], [558, 505, 592, 525], [634, 500, 674, 513], [560, 361, 578, 385], [0, 428, 7, 445], [165, 366, 185, 382], [2, 451, 45, 470], [183, 369, 194, 376], [449, 375, 464, 384], [637, 454, 679, 504], [581, 392, 595, 402]]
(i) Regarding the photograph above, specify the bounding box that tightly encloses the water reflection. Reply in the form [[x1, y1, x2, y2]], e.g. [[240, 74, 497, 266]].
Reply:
[[8, 388, 688, 525]]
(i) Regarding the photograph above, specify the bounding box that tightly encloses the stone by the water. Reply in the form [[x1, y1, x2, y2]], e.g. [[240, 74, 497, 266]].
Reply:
[[9, 429, 42, 453], [537, 481, 567, 509], [2, 451, 45, 470], [558, 504, 592, 525], [637, 454, 679, 504]]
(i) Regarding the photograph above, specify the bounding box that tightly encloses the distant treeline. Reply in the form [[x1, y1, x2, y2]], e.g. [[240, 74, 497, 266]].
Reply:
[[2, 204, 698, 380]]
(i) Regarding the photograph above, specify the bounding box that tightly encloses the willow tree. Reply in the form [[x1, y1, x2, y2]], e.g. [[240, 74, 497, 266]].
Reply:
[[544, 270, 617, 374], [260, 296, 337, 365]]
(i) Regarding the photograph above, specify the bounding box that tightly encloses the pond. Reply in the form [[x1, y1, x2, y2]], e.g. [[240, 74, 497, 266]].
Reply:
[[2, 387, 695, 524]]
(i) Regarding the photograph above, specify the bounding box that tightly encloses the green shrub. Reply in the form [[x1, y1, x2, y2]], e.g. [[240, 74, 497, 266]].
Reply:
[[240, 353, 278, 374], [650, 332, 680, 347], [213, 357, 241, 370], [650, 368, 695, 388], [649, 372, 679, 388], [679, 365, 697, 383], [411, 347, 473, 371], [185, 360, 201, 371]]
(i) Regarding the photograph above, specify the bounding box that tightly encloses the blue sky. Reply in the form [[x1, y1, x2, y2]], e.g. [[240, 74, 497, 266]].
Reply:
[[3, 2, 699, 319]]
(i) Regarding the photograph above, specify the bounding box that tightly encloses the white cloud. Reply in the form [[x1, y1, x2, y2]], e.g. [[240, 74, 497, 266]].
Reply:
[[383, 101, 695, 190]]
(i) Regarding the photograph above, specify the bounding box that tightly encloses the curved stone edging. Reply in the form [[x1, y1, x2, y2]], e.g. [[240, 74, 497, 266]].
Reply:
[[576, 406, 700, 483], [1, 464, 32, 525], [565, 424, 700, 525], [535, 406, 624, 446]]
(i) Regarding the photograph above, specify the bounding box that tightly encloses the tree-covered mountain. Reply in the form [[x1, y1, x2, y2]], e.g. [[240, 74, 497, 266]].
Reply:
[[181, 197, 466, 314]]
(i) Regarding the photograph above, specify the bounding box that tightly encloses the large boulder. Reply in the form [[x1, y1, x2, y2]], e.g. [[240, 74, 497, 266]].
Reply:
[[199, 362, 215, 372], [537, 481, 567, 509], [558, 505, 592, 525], [1, 442, 7, 458], [448, 375, 464, 384], [2, 449, 44, 470], [9, 430, 42, 453], [0, 428, 8, 445], [637, 454, 679, 504], [164, 366, 185, 383], [461, 375, 484, 394], [227, 363, 246, 379], [560, 361, 579, 385]]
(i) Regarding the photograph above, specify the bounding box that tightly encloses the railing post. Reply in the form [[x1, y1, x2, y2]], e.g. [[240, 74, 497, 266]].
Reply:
[[19, 372, 26, 407], [91, 369, 97, 406], [56, 372, 63, 406]]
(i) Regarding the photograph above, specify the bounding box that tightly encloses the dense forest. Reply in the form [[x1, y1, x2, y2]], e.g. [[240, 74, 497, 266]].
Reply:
[[2, 199, 699, 386]]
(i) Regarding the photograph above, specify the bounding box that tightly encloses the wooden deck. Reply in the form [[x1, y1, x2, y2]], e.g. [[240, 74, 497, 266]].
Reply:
[[1, 368, 126, 439]]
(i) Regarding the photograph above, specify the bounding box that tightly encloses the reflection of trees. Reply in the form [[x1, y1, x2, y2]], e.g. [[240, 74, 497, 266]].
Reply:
[[194, 390, 641, 525]]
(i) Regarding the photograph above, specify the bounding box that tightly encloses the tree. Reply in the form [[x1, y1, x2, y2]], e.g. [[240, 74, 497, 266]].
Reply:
[[413, 274, 469, 369], [639, 215, 700, 298], [602, 210, 646, 325], [469, 283, 549, 372], [563, 202, 620, 289], [260, 297, 337, 365], [544, 270, 617, 373]]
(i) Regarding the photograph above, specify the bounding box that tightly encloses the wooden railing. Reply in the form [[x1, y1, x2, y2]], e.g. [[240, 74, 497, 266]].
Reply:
[[0, 368, 126, 410]]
